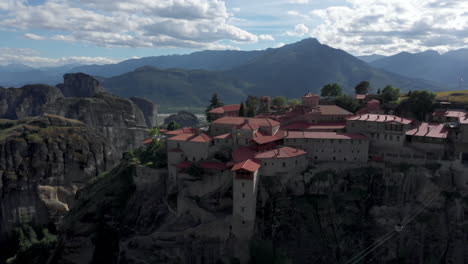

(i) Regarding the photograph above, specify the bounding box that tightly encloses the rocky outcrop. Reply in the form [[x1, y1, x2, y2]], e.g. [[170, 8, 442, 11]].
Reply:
[[0, 115, 116, 241], [164, 111, 200, 128], [0, 73, 158, 155], [58, 72, 104, 98], [0, 85, 64, 119], [43, 93, 149, 154], [43, 162, 468, 264], [130, 97, 158, 128]]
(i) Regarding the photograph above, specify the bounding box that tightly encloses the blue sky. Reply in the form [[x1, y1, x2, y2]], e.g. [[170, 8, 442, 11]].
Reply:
[[0, 0, 467, 67]]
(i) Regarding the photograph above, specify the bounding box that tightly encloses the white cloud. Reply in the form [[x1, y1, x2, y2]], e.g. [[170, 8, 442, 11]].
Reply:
[[0, 48, 118, 67], [232, 7, 241, 12], [288, 0, 309, 4], [286, 23, 309, 36], [0, 0, 261, 49], [311, 0, 468, 55], [275, 42, 286, 48], [24, 33, 46, 40], [259, 34, 275, 41]]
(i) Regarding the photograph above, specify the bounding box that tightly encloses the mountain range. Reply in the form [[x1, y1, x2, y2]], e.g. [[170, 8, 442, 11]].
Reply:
[[370, 49, 468, 89], [1, 38, 464, 107]]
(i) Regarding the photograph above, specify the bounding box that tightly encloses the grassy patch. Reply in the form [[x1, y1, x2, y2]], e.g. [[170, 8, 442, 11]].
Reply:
[[435, 90, 468, 103]]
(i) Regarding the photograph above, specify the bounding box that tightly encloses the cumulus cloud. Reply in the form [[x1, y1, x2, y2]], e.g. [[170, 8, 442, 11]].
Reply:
[[259, 34, 275, 41], [311, 0, 468, 55], [275, 42, 286, 48], [286, 24, 309, 36], [0, 0, 261, 49], [288, 0, 309, 4], [24, 33, 46, 40], [0, 48, 118, 67]]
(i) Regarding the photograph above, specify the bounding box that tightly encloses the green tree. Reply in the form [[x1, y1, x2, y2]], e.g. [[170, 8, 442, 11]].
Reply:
[[335, 95, 360, 113], [355, 81, 370, 94], [205, 93, 224, 121], [245, 95, 259, 117], [272, 96, 287, 108], [406, 90, 436, 121], [167, 121, 180, 131], [146, 127, 160, 137], [381, 85, 400, 103], [287, 99, 301, 106], [321, 83, 343, 97], [137, 140, 168, 168], [239, 102, 246, 117], [377, 88, 381, 95], [407, 90, 413, 97]]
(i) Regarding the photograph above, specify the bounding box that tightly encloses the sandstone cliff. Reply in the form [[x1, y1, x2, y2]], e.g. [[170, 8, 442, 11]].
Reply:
[[0, 115, 116, 243]]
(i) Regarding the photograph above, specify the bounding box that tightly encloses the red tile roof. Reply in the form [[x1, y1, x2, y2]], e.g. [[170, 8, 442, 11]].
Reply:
[[213, 133, 232, 139], [285, 131, 368, 140], [302, 93, 320, 98], [406, 122, 448, 139], [318, 105, 353, 116], [231, 159, 261, 172], [167, 133, 195, 141], [199, 161, 228, 170], [167, 133, 212, 143], [190, 134, 212, 142], [432, 110, 467, 118], [232, 146, 256, 163], [282, 121, 346, 131], [208, 104, 241, 114], [347, 114, 413, 124], [165, 127, 197, 135], [252, 133, 285, 145], [212, 117, 280, 127], [143, 138, 154, 144], [254, 147, 306, 159], [237, 122, 259, 130], [356, 94, 367, 100]]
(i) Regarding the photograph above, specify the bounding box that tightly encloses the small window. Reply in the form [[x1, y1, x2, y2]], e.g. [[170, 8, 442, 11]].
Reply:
[[242, 193, 245, 198], [333, 156, 336, 160], [241, 207, 245, 212], [242, 221, 246, 225], [282, 162, 286, 167], [241, 182, 245, 187]]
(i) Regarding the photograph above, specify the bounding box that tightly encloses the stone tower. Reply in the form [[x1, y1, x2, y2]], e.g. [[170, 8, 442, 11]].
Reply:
[[259, 96, 271, 113]]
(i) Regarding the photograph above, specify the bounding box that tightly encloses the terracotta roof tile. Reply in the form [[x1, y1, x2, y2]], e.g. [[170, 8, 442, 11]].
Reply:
[[208, 104, 241, 114], [167, 133, 195, 141], [285, 131, 368, 140], [406, 122, 448, 139], [212, 117, 280, 127], [190, 133, 212, 142], [318, 105, 353, 116], [347, 114, 413, 124], [254, 147, 306, 159], [213, 133, 232, 139], [231, 159, 261, 172]]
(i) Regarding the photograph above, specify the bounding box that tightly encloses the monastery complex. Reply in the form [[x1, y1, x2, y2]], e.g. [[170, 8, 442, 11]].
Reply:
[[159, 93, 468, 238]]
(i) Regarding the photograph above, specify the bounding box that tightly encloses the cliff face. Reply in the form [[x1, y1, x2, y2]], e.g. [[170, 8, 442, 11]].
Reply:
[[0, 85, 64, 119], [130, 97, 158, 128], [0, 115, 116, 241], [43, 93, 149, 154], [0, 73, 157, 155], [58, 73, 105, 98], [45, 161, 468, 264]]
